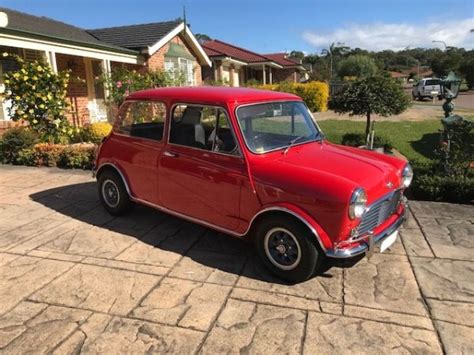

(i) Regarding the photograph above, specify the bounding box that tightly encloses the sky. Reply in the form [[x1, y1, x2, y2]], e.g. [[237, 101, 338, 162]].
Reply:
[[1, 0, 473, 54]]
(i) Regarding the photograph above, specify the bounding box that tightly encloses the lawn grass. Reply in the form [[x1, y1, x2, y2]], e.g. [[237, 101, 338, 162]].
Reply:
[[318, 120, 443, 163]]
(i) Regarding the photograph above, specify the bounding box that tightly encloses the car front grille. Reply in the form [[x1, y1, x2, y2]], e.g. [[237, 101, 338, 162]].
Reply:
[[357, 190, 402, 236]]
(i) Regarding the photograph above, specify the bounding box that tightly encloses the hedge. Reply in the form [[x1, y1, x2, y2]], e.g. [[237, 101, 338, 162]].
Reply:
[[258, 81, 329, 112], [16, 143, 96, 169]]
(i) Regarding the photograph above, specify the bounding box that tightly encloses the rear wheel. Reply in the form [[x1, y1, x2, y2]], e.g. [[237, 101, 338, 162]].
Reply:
[[98, 169, 132, 216], [255, 216, 322, 283]]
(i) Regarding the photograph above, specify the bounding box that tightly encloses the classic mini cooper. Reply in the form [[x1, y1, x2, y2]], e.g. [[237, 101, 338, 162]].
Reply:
[[94, 87, 412, 282]]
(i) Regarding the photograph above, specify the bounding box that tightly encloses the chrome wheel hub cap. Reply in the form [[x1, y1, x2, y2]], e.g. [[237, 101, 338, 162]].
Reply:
[[264, 227, 301, 271]]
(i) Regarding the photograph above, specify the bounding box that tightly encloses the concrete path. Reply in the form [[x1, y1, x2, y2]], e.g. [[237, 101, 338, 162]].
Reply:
[[0, 166, 472, 354]]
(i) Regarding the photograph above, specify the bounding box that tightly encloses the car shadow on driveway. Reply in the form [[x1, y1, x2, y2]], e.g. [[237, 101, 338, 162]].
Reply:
[[30, 181, 359, 285]]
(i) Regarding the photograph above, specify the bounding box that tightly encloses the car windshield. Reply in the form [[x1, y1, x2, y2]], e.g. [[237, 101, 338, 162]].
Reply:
[[236, 101, 322, 154]]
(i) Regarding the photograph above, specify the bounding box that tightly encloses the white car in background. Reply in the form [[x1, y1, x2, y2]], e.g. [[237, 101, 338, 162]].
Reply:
[[412, 78, 442, 100]]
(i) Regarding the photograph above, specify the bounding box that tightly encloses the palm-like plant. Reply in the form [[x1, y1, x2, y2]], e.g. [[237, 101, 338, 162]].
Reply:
[[321, 42, 350, 81]]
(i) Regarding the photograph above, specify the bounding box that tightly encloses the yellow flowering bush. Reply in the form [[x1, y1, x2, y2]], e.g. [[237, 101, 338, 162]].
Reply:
[[84, 122, 112, 143], [258, 81, 329, 112], [2, 53, 72, 142]]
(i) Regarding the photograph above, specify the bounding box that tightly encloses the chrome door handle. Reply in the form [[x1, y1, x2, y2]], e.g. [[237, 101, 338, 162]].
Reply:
[[163, 151, 178, 157]]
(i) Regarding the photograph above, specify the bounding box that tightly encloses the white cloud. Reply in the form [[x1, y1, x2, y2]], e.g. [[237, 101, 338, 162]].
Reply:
[[303, 18, 474, 51]]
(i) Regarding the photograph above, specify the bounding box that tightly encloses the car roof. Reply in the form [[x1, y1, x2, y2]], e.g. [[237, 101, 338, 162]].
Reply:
[[126, 86, 301, 105]]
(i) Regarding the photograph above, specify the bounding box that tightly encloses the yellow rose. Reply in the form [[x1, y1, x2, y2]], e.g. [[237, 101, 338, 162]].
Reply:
[[13, 73, 20, 78], [31, 85, 36, 90], [37, 66, 43, 71], [4, 79, 9, 84], [2, 52, 8, 57], [39, 104, 45, 109], [29, 109, 34, 113], [32, 76, 38, 81], [23, 76, 28, 81], [32, 119, 38, 124]]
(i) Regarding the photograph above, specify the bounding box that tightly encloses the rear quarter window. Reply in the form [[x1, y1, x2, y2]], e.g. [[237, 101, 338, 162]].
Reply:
[[118, 101, 166, 141]]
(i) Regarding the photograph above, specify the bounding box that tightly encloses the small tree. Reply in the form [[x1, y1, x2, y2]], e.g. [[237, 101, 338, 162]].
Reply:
[[329, 76, 411, 136], [2, 53, 71, 142], [337, 55, 378, 79], [459, 59, 474, 89]]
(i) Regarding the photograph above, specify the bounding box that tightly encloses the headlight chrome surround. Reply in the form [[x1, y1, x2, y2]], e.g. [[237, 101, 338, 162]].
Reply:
[[401, 163, 413, 188], [349, 187, 367, 220]]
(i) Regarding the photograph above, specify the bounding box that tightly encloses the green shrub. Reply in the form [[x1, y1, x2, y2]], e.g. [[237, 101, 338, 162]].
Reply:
[[57, 145, 96, 169], [341, 132, 393, 151], [0, 127, 39, 164], [411, 174, 474, 204], [15, 143, 96, 169], [258, 81, 329, 112]]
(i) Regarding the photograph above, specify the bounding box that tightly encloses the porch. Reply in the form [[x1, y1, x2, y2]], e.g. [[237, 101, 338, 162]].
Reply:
[[0, 39, 140, 129]]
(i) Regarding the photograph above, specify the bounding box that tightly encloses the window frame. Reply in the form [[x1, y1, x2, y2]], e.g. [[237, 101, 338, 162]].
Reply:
[[235, 100, 322, 155], [114, 99, 167, 143], [167, 102, 242, 158]]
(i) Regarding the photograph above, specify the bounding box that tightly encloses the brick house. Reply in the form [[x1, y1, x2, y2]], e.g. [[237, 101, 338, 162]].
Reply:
[[201, 39, 306, 87], [0, 7, 211, 129]]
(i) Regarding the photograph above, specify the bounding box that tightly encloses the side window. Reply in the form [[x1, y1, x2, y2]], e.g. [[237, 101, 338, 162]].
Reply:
[[170, 104, 238, 155], [119, 101, 166, 141]]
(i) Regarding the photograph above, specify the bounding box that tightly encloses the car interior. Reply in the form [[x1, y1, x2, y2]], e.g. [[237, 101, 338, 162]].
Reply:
[[170, 105, 238, 155]]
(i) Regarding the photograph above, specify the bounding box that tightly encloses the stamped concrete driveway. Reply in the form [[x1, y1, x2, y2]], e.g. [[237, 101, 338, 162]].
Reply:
[[0, 166, 472, 354]]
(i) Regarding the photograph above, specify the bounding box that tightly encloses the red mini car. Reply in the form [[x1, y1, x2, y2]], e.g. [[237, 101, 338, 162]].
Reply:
[[94, 87, 412, 282]]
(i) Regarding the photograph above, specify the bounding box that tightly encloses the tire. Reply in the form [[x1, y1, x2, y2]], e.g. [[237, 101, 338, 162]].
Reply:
[[97, 169, 132, 216], [255, 216, 322, 283]]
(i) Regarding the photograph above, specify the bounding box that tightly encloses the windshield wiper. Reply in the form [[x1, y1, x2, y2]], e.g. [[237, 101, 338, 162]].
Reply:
[[283, 135, 305, 155]]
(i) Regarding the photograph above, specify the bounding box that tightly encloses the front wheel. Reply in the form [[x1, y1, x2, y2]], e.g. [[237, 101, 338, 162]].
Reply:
[[255, 216, 321, 283]]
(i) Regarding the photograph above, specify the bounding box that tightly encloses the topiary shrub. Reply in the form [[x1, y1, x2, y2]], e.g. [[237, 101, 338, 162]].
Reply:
[[0, 127, 39, 164]]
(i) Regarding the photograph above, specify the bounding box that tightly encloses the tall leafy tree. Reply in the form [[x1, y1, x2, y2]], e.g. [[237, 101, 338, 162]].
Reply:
[[329, 76, 411, 136], [337, 55, 378, 79]]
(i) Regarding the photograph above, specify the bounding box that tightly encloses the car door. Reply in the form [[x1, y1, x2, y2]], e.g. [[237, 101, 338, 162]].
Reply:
[[158, 104, 246, 230], [111, 100, 166, 204]]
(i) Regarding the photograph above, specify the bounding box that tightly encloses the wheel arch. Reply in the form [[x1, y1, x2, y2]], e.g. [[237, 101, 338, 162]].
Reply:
[[246, 205, 333, 252], [95, 163, 131, 196]]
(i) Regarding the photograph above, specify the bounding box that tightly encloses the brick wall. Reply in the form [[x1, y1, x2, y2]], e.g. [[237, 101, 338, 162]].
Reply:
[[56, 53, 90, 126]]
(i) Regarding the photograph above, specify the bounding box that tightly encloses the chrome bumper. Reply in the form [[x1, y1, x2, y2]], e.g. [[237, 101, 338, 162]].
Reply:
[[325, 204, 408, 259]]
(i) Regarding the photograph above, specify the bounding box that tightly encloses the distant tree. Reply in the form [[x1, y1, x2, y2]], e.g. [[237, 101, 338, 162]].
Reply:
[[337, 55, 378, 79], [195, 33, 211, 44], [459, 59, 474, 89], [321, 42, 350, 80], [289, 50, 305, 62], [329, 76, 411, 136]]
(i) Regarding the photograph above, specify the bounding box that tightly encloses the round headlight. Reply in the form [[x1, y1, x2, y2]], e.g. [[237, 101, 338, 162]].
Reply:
[[349, 188, 367, 219], [402, 164, 413, 188]]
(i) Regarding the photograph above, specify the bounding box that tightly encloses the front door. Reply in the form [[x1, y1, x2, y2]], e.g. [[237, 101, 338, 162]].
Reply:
[[158, 104, 245, 230], [84, 58, 108, 121]]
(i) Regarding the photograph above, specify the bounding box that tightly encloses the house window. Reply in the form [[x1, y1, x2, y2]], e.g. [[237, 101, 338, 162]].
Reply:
[[164, 43, 195, 86], [165, 57, 194, 86]]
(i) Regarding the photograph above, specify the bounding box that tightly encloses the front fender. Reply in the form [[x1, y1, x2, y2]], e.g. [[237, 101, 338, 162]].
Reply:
[[251, 202, 334, 252]]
